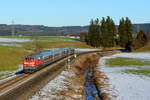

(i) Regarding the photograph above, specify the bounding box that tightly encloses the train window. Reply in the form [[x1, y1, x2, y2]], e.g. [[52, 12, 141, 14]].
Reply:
[[30, 57, 34, 61], [25, 57, 29, 61]]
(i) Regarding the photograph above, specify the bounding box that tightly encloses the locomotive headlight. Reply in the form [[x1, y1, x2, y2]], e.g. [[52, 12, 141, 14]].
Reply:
[[30, 62, 35, 64], [24, 62, 29, 64]]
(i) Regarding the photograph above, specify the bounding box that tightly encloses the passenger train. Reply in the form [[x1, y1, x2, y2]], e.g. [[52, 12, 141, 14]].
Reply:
[[23, 47, 75, 73]]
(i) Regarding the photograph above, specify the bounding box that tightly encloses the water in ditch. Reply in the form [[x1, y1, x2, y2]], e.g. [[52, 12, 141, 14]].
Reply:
[[85, 70, 101, 100]]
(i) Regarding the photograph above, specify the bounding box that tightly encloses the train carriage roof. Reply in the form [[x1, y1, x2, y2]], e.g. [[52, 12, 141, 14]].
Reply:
[[40, 51, 53, 57], [25, 47, 75, 59], [26, 53, 42, 58]]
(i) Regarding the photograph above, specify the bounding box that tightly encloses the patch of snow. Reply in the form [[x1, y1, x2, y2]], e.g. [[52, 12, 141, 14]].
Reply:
[[76, 48, 101, 52], [0, 38, 32, 42], [0, 43, 22, 47], [105, 72, 150, 100], [30, 71, 76, 100], [41, 72, 68, 92], [98, 67, 138, 73], [0, 74, 17, 84], [104, 52, 150, 60], [98, 52, 150, 100], [72, 94, 82, 98]]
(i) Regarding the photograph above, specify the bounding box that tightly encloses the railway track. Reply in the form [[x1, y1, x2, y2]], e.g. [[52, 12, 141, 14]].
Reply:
[[0, 74, 29, 90]]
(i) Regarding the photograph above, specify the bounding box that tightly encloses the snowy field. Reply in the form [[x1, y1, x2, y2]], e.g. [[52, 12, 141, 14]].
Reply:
[[0, 38, 31, 47], [76, 48, 101, 52], [98, 52, 150, 100], [0, 38, 31, 42], [0, 43, 22, 47], [101, 52, 150, 61]]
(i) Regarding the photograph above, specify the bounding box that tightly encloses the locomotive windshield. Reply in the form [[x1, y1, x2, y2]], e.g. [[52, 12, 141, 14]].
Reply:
[[30, 57, 34, 61], [25, 57, 34, 61], [25, 57, 29, 61]]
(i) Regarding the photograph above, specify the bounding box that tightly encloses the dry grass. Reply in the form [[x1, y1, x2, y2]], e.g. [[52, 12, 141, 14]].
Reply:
[[133, 42, 150, 52], [93, 70, 113, 100]]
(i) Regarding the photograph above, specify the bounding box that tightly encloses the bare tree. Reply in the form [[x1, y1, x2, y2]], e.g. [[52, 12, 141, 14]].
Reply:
[[31, 36, 43, 54]]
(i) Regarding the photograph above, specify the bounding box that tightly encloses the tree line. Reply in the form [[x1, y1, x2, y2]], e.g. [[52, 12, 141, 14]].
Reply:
[[86, 16, 148, 50]]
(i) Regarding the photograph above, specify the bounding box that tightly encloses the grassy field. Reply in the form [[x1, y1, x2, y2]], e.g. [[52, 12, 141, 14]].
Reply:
[[22, 41, 92, 50], [124, 69, 150, 77], [0, 46, 29, 71], [0, 36, 92, 49], [0, 36, 93, 71], [105, 57, 150, 67]]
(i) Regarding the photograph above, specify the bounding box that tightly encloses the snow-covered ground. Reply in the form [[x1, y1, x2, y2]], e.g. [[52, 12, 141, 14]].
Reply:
[[30, 71, 71, 100], [101, 52, 150, 61], [0, 38, 31, 47], [0, 43, 22, 47], [0, 38, 31, 42], [98, 52, 150, 100], [29, 70, 83, 100], [76, 48, 101, 52]]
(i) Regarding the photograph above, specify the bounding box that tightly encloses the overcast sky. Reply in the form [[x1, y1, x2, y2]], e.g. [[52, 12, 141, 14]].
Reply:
[[0, 0, 150, 26]]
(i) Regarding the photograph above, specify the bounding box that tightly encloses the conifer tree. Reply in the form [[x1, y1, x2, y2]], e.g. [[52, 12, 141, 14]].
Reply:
[[119, 17, 133, 50], [106, 16, 116, 47], [87, 19, 94, 46], [134, 30, 148, 49], [101, 16, 116, 47], [100, 17, 107, 47], [87, 19, 101, 47], [93, 18, 101, 47], [118, 18, 127, 47], [111, 18, 117, 40], [125, 17, 133, 44], [87, 17, 116, 48]]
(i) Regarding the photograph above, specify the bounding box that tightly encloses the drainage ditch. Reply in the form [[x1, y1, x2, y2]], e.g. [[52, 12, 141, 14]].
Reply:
[[85, 69, 101, 100]]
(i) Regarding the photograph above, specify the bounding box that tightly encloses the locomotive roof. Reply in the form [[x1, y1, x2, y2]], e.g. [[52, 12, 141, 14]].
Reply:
[[27, 53, 42, 58], [40, 49, 63, 57]]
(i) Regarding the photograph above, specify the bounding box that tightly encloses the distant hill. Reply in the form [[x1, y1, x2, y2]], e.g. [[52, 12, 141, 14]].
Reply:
[[0, 23, 149, 36], [132, 24, 150, 34], [0, 24, 89, 36]]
